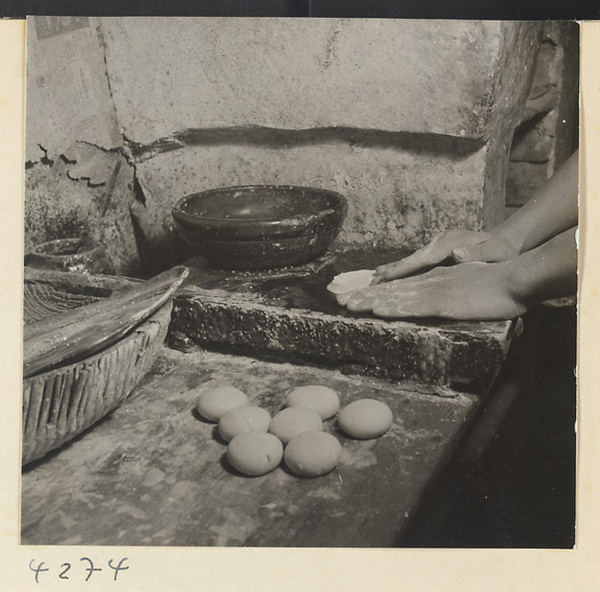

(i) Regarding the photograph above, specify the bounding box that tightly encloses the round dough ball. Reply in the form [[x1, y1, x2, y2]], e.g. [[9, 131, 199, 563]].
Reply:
[[268, 407, 323, 445], [195, 385, 250, 422], [286, 385, 340, 420], [338, 398, 393, 439], [284, 431, 342, 478], [218, 406, 272, 442], [226, 432, 283, 477]]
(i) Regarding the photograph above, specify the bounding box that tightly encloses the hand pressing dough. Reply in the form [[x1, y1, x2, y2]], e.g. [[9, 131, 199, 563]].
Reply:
[[196, 385, 250, 422], [284, 431, 342, 477], [327, 269, 375, 295], [269, 407, 323, 445], [338, 398, 393, 439], [227, 432, 284, 476], [218, 406, 272, 442], [286, 385, 340, 420]]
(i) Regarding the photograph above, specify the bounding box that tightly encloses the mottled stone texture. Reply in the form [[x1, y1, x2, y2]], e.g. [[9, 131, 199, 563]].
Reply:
[[24, 150, 141, 275], [169, 284, 514, 391]]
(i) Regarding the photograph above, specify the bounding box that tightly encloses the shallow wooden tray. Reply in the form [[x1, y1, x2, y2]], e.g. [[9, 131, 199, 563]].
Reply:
[[22, 269, 173, 465]]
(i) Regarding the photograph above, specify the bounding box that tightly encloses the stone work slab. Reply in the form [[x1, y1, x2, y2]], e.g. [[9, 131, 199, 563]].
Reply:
[[168, 256, 515, 391], [21, 347, 479, 547]]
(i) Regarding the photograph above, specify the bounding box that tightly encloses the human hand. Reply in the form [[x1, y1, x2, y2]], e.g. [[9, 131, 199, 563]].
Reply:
[[339, 261, 527, 321], [371, 229, 519, 285]]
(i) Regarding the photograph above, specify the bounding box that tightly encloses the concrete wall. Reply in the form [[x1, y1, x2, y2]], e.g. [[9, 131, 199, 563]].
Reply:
[[25, 17, 548, 276]]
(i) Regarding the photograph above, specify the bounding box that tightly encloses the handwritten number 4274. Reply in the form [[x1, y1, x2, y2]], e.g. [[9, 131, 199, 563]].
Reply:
[[29, 557, 129, 583]]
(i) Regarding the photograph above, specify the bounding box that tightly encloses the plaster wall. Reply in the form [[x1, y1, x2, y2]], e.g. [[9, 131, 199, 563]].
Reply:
[[25, 17, 544, 275], [24, 17, 140, 274], [103, 18, 518, 141]]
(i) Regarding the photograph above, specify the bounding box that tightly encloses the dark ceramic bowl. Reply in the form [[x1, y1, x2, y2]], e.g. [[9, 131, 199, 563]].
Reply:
[[25, 237, 115, 275], [172, 185, 348, 269]]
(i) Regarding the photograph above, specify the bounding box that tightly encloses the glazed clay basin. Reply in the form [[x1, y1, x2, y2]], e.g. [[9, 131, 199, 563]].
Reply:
[[25, 237, 115, 275], [172, 185, 348, 270]]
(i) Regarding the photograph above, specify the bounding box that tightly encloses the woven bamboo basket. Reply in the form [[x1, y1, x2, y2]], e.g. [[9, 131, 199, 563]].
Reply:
[[22, 272, 172, 465]]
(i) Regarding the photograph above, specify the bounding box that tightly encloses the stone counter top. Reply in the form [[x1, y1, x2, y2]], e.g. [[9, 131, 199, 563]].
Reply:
[[21, 347, 479, 548]]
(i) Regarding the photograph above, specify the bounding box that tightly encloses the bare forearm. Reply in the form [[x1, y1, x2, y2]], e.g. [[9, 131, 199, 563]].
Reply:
[[492, 150, 579, 254], [508, 226, 578, 307]]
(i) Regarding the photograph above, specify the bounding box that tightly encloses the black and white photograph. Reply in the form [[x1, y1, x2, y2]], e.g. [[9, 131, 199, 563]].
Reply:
[[0, 1, 599, 589], [17, 14, 582, 552]]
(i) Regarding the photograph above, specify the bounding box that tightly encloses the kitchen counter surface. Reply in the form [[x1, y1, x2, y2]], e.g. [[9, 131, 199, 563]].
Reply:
[[21, 346, 479, 547], [170, 253, 516, 391]]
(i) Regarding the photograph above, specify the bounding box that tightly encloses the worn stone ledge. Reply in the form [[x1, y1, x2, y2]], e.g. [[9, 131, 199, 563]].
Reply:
[[169, 286, 514, 392]]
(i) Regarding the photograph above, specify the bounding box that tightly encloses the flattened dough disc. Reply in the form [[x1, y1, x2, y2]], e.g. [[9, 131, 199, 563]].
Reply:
[[326, 269, 375, 295]]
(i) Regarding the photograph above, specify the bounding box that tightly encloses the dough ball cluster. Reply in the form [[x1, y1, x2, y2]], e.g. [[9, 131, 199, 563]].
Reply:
[[194, 383, 393, 478]]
